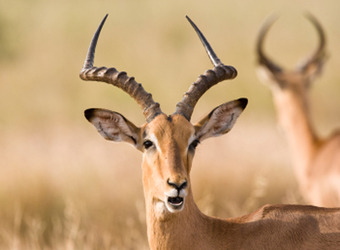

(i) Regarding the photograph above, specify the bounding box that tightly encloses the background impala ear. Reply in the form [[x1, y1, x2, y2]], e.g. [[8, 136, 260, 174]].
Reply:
[[84, 108, 141, 148], [194, 98, 248, 142]]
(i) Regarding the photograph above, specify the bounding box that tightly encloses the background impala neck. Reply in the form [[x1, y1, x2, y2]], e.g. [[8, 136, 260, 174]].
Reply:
[[272, 86, 319, 184]]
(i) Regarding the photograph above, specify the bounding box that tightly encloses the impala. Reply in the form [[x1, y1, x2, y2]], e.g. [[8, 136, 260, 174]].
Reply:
[[81, 15, 340, 249], [256, 14, 340, 207]]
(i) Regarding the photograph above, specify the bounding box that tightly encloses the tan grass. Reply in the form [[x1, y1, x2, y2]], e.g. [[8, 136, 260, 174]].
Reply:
[[0, 124, 301, 249]]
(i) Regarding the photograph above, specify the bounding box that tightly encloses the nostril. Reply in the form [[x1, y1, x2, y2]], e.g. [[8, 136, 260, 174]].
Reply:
[[167, 179, 187, 190], [179, 181, 187, 190]]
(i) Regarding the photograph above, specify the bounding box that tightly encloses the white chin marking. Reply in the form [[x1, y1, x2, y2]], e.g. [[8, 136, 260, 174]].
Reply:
[[154, 200, 184, 217], [155, 201, 167, 216]]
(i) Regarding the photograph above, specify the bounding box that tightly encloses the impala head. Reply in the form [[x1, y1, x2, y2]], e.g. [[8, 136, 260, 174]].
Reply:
[[80, 15, 247, 214], [256, 13, 327, 91]]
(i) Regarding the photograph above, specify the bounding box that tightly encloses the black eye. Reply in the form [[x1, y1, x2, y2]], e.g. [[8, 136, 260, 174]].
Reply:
[[143, 140, 154, 149], [189, 139, 200, 150]]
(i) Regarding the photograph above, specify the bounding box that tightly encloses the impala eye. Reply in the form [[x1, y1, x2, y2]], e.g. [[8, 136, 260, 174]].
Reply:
[[143, 140, 154, 150], [189, 139, 200, 150]]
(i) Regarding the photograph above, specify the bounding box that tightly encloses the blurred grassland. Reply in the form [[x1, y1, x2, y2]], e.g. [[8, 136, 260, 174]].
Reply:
[[1, 0, 340, 248]]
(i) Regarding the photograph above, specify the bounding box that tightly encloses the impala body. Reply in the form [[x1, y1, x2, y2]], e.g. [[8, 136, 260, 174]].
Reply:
[[256, 14, 340, 207], [81, 15, 340, 249]]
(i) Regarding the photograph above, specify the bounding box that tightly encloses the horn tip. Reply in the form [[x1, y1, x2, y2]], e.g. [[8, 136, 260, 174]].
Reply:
[[102, 13, 109, 24], [185, 15, 194, 26]]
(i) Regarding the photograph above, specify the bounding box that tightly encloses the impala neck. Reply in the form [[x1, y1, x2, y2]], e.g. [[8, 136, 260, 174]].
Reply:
[[144, 182, 229, 249], [145, 187, 199, 248], [272, 85, 319, 185]]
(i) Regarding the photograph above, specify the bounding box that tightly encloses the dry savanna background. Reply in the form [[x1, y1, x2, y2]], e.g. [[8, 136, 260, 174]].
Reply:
[[1, 0, 340, 249]]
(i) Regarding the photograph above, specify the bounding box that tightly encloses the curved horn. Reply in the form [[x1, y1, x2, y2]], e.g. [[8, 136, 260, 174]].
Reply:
[[174, 16, 238, 121], [256, 15, 283, 74], [298, 13, 327, 73], [80, 14, 162, 123]]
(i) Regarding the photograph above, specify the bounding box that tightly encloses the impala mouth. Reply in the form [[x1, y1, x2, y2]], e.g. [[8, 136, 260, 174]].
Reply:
[[168, 196, 184, 206], [166, 196, 185, 212]]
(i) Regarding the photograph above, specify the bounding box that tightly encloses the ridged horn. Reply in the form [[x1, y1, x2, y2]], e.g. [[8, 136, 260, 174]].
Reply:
[[174, 16, 238, 121], [80, 14, 162, 123]]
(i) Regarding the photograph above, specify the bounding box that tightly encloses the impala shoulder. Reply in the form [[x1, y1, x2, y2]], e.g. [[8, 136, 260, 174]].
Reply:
[[254, 204, 340, 219], [247, 204, 282, 220], [247, 204, 313, 220], [232, 204, 279, 222]]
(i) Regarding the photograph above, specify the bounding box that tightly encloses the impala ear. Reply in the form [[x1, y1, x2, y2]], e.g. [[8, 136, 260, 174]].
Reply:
[[85, 108, 142, 149], [194, 98, 247, 142]]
